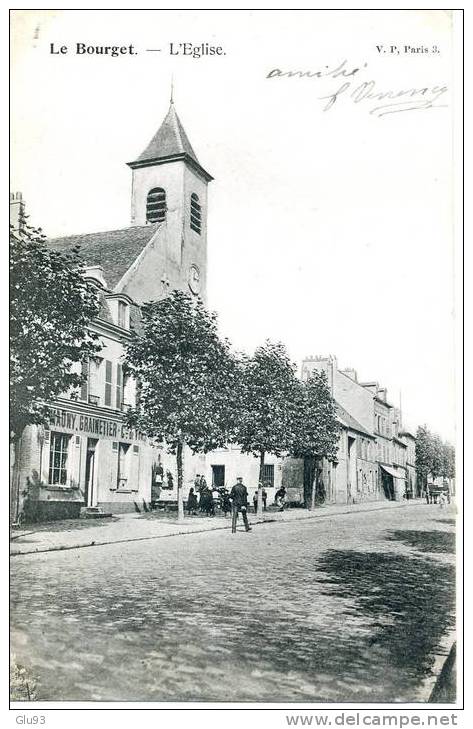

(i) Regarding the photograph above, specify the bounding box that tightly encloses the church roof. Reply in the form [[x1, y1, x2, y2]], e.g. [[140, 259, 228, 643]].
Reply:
[[127, 103, 213, 181], [48, 223, 160, 289], [133, 103, 198, 164]]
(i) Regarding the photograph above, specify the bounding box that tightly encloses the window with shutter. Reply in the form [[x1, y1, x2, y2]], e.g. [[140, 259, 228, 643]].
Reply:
[[116, 363, 123, 410], [105, 360, 113, 406]]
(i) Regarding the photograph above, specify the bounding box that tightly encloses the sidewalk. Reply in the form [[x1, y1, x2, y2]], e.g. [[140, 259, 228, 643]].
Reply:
[[10, 499, 423, 557]]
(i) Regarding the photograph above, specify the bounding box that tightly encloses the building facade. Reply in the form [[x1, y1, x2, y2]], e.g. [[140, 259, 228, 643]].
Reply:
[[399, 429, 418, 497], [11, 101, 214, 520]]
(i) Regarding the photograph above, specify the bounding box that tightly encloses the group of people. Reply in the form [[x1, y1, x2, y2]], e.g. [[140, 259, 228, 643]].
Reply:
[[185, 476, 288, 531]]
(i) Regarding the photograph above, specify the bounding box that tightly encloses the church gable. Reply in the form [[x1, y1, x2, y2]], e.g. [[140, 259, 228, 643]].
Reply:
[[113, 224, 178, 304]]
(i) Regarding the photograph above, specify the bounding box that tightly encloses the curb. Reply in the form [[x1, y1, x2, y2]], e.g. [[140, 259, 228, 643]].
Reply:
[[429, 641, 457, 704], [416, 631, 457, 703], [9, 501, 419, 557]]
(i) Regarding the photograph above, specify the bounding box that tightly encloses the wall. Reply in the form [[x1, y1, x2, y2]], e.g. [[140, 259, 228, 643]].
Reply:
[[334, 371, 374, 434]]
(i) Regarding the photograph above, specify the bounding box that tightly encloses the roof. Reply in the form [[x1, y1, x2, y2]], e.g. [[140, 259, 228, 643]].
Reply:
[[335, 403, 374, 438], [48, 224, 160, 289], [132, 103, 199, 166], [127, 103, 213, 181]]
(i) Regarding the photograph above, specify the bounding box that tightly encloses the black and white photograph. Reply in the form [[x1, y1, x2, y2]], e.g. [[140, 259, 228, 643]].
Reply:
[[9, 8, 463, 719]]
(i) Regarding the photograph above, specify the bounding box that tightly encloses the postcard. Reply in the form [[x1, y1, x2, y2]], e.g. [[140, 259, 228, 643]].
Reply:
[[9, 8, 463, 721]]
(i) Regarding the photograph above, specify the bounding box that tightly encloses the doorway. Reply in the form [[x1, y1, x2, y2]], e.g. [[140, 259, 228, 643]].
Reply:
[[84, 438, 98, 506], [211, 465, 225, 488], [347, 436, 357, 502]]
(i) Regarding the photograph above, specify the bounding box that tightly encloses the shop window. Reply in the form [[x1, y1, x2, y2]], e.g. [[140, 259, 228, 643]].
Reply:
[[262, 464, 274, 488], [117, 443, 130, 489], [190, 193, 202, 234], [146, 188, 166, 223], [48, 432, 71, 485]]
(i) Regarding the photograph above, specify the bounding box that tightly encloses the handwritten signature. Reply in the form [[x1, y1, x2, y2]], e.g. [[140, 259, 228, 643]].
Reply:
[[266, 63, 448, 117]]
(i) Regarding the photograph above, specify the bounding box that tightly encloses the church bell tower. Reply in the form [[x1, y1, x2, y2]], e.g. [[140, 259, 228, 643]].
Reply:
[[127, 99, 213, 302]]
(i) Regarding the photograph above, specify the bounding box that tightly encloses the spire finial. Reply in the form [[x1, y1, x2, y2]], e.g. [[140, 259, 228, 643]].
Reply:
[[170, 75, 174, 105]]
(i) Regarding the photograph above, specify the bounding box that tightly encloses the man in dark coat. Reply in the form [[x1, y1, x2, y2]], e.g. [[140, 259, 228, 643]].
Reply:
[[230, 477, 251, 533]]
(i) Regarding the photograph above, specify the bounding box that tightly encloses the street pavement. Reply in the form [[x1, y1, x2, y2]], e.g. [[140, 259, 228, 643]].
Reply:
[[10, 503, 456, 703], [10, 499, 417, 555]]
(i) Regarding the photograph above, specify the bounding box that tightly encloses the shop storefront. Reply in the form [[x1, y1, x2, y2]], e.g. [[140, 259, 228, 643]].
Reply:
[[15, 400, 166, 521]]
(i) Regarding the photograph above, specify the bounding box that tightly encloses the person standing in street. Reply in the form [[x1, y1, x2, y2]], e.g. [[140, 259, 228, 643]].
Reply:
[[253, 489, 258, 514], [187, 487, 198, 516], [221, 488, 231, 518], [230, 477, 251, 533], [262, 485, 268, 511]]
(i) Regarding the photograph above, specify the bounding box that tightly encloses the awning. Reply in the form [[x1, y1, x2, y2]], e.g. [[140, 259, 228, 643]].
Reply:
[[381, 465, 406, 481]]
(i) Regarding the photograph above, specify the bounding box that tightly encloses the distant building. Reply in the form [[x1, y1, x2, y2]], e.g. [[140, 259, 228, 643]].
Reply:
[[302, 357, 381, 504], [400, 429, 418, 498]]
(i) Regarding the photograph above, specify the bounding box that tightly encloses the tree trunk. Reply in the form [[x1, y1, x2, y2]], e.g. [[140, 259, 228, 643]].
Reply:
[[257, 451, 265, 518], [10, 434, 22, 525], [176, 440, 185, 522], [310, 463, 317, 511]]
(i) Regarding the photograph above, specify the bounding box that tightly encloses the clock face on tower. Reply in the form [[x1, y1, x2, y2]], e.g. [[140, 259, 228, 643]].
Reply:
[[188, 265, 201, 295]]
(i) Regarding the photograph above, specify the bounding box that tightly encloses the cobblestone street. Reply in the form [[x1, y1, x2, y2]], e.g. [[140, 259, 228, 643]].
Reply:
[[10, 504, 456, 703]]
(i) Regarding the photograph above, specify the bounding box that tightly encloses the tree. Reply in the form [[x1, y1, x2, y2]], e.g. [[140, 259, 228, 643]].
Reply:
[[415, 425, 433, 492], [440, 441, 455, 481], [10, 221, 100, 439], [430, 433, 443, 482], [415, 426, 454, 495], [291, 371, 341, 509], [123, 291, 239, 521], [236, 341, 302, 517]]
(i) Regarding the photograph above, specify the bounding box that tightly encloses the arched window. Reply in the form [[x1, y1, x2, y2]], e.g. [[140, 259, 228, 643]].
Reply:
[[190, 193, 202, 234], [146, 188, 166, 223]]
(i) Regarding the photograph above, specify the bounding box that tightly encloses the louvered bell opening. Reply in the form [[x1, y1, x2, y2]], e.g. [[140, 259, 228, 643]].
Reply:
[[190, 193, 202, 234], [146, 188, 166, 223]]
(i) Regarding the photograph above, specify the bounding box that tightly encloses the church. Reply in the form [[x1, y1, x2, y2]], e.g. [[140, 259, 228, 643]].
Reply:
[[11, 100, 214, 521], [50, 99, 212, 306]]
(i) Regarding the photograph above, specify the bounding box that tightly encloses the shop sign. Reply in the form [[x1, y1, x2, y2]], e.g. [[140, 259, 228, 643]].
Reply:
[[48, 407, 148, 443]]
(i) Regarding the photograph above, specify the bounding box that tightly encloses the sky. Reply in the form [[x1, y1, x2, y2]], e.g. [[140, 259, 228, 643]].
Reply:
[[10, 9, 459, 441]]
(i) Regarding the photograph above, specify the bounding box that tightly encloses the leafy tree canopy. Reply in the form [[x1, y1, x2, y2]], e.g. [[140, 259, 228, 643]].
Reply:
[[10, 221, 100, 438], [292, 370, 340, 461], [236, 340, 302, 459], [124, 290, 239, 454], [415, 425, 455, 482]]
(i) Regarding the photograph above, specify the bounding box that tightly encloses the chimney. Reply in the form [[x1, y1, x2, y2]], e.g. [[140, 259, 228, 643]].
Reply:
[[10, 192, 25, 234]]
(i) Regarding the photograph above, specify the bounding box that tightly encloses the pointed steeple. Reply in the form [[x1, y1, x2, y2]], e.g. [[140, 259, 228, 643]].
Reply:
[[127, 104, 212, 182]]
